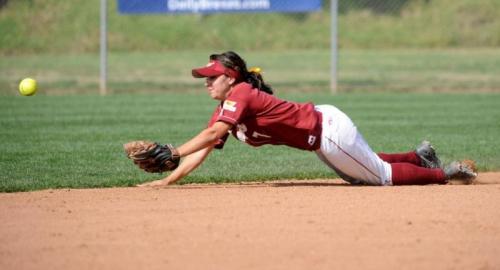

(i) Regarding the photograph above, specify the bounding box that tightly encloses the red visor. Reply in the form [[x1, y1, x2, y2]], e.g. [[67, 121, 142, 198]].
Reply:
[[192, 60, 240, 79]]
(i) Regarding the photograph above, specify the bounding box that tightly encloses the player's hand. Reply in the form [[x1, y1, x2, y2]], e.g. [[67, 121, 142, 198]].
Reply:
[[137, 179, 169, 188]]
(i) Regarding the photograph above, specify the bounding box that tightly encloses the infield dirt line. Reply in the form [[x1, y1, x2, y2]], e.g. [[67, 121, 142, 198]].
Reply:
[[1, 173, 499, 270]]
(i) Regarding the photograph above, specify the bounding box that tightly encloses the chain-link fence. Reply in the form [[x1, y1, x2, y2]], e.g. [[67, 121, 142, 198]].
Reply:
[[1, 0, 499, 94]]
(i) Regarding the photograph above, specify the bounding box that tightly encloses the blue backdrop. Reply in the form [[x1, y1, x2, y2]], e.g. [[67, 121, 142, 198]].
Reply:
[[118, 0, 322, 14]]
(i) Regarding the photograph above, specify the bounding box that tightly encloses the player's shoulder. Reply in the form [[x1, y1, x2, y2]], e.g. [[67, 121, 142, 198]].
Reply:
[[230, 82, 282, 105], [232, 82, 253, 93], [229, 82, 255, 99]]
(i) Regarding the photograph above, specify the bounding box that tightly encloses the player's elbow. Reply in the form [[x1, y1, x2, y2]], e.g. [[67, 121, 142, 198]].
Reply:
[[203, 127, 223, 144], [204, 122, 231, 144]]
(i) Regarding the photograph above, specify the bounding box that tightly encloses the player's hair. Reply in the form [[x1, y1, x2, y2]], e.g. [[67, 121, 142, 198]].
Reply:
[[209, 51, 273, 95]]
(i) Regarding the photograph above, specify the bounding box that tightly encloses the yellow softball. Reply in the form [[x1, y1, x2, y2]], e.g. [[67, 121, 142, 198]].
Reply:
[[19, 78, 37, 96]]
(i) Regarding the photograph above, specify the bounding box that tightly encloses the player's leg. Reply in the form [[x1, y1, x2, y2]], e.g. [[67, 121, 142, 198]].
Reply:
[[314, 105, 472, 186], [378, 141, 442, 168], [315, 105, 392, 186], [390, 163, 446, 185], [391, 160, 478, 185], [377, 151, 420, 165]]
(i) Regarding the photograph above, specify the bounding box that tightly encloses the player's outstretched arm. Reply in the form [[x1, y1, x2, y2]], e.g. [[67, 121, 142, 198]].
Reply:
[[137, 121, 232, 187], [177, 121, 232, 157], [137, 146, 214, 187]]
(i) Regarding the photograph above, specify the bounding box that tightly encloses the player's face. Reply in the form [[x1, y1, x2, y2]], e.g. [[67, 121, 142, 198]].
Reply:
[[205, 74, 233, 100]]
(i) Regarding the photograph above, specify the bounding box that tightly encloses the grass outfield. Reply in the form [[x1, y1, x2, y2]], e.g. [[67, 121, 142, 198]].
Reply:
[[1, 92, 499, 192], [1, 0, 499, 53], [2, 49, 500, 94]]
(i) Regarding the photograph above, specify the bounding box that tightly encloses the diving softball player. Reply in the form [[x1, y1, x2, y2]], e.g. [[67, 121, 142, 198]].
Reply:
[[138, 51, 477, 187]]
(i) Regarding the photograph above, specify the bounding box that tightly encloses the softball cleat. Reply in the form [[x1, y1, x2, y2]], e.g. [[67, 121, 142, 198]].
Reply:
[[444, 160, 478, 184], [415, 140, 442, 169]]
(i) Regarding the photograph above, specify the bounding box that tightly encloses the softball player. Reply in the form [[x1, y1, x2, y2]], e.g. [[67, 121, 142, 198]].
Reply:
[[138, 51, 476, 187]]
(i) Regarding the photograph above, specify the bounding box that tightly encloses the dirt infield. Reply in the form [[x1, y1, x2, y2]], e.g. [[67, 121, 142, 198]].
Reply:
[[1, 173, 500, 270]]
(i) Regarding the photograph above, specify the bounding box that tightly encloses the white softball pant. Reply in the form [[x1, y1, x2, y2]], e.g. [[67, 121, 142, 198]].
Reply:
[[314, 105, 392, 186]]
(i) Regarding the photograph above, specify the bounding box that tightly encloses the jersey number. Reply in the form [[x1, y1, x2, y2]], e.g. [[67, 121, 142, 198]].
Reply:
[[236, 124, 271, 142]]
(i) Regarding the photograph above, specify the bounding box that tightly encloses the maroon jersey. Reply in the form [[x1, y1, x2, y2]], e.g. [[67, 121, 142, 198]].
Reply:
[[207, 82, 322, 151]]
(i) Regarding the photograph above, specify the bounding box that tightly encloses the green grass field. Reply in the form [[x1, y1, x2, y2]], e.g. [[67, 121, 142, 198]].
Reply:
[[2, 49, 500, 94], [1, 49, 499, 192], [1, 0, 499, 54], [1, 92, 499, 192]]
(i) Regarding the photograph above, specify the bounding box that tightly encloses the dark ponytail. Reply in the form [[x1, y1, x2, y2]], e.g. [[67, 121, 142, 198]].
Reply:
[[210, 51, 273, 95]]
